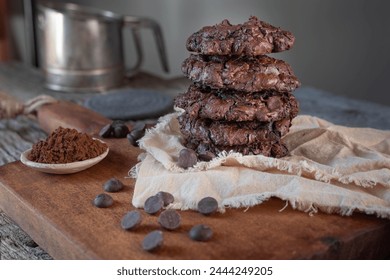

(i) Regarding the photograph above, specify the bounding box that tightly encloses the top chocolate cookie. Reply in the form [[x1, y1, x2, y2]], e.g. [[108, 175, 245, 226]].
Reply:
[[186, 16, 295, 56]]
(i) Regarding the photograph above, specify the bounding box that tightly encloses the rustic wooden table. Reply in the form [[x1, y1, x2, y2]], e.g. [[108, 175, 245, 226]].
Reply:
[[0, 62, 389, 259]]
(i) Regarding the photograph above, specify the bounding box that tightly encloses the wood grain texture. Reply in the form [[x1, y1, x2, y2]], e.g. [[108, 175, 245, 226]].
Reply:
[[0, 112, 50, 259], [0, 101, 390, 259], [1, 63, 390, 259], [37, 101, 110, 134], [0, 116, 46, 166], [0, 62, 189, 260], [1, 148, 390, 259], [0, 212, 51, 260]]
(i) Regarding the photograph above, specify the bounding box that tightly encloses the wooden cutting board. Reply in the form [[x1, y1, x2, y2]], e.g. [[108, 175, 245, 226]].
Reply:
[[0, 101, 389, 259]]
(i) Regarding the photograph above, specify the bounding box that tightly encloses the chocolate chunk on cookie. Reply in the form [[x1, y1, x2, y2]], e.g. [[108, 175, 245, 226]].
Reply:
[[178, 113, 292, 146], [186, 16, 295, 56], [185, 138, 288, 157], [174, 85, 299, 123], [182, 54, 300, 93]]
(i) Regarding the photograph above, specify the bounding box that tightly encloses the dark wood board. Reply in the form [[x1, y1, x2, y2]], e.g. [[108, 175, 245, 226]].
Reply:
[[0, 101, 389, 259]]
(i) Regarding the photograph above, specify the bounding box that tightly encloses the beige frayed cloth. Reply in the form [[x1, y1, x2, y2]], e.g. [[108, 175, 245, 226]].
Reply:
[[130, 111, 390, 218]]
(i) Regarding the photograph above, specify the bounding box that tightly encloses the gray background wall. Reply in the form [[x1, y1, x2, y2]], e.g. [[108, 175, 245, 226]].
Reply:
[[9, 0, 390, 105]]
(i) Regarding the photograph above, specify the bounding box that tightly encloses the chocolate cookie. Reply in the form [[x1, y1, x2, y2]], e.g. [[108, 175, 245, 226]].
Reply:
[[186, 16, 295, 56], [174, 85, 299, 123], [182, 54, 300, 93], [185, 138, 288, 158], [178, 113, 292, 146]]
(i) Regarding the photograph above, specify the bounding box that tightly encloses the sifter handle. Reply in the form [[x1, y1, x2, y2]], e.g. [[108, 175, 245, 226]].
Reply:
[[123, 16, 169, 75]]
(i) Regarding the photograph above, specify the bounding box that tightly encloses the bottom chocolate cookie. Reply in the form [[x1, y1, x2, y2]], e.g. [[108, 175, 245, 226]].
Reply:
[[178, 113, 292, 146], [185, 138, 288, 158]]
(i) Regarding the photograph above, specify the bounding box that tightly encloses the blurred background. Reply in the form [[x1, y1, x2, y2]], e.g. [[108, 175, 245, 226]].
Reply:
[[2, 0, 390, 105]]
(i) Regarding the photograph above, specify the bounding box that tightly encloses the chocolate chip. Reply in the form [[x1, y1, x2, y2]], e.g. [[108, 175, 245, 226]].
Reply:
[[127, 133, 138, 146], [99, 120, 129, 138], [93, 193, 113, 208], [197, 197, 218, 215], [142, 230, 163, 252], [189, 224, 213, 241], [111, 120, 126, 127], [113, 124, 129, 138], [132, 122, 146, 132], [144, 195, 164, 214], [156, 191, 174, 207], [99, 123, 113, 138], [129, 128, 145, 141], [158, 209, 181, 230], [178, 148, 198, 168], [121, 210, 142, 230], [127, 125, 145, 147], [267, 96, 283, 110], [198, 151, 216, 162], [103, 178, 124, 192]]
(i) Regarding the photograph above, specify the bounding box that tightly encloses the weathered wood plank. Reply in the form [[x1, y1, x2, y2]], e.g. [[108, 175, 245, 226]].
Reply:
[[0, 62, 390, 260], [2, 154, 390, 259], [0, 116, 47, 165], [0, 63, 190, 260], [1, 96, 390, 260], [0, 115, 50, 259], [0, 212, 51, 260]]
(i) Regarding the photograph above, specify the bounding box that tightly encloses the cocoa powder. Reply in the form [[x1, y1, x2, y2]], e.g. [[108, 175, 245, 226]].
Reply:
[[28, 127, 107, 164]]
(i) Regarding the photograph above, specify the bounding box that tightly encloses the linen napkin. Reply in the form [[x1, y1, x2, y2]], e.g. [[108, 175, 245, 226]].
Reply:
[[130, 112, 390, 218]]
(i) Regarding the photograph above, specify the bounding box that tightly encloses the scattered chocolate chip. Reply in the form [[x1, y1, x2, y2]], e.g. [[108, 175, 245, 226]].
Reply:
[[189, 224, 213, 241], [99, 120, 129, 139], [93, 193, 114, 208], [127, 125, 146, 147], [144, 195, 164, 214], [178, 148, 198, 168], [127, 133, 138, 146], [142, 230, 163, 252], [129, 128, 145, 141], [156, 191, 174, 207], [111, 120, 126, 127], [198, 151, 216, 162], [121, 210, 142, 230], [197, 197, 218, 215], [113, 124, 129, 138], [99, 123, 113, 138], [132, 122, 146, 131], [103, 178, 124, 192], [158, 209, 181, 230]]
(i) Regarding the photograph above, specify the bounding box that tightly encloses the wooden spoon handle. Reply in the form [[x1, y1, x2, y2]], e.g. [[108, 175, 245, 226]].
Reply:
[[37, 101, 110, 135]]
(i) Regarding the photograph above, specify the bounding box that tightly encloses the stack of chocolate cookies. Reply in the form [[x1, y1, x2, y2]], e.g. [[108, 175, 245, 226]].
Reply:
[[174, 16, 300, 158]]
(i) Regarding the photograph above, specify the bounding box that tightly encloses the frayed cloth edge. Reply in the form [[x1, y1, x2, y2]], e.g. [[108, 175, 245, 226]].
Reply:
[[132, 192, 390, 219], [133, 112, 387, 189]]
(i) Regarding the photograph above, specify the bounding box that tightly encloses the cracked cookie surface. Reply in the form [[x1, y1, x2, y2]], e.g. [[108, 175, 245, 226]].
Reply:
[[184, 138, 288, 157], [186, 16, 295, 56], [174, 85, 299, 123], [178, 113, 292, 146], [182, 54, 300, 93]]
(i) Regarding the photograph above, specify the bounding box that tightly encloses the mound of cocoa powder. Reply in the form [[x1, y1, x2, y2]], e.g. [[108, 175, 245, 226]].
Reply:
[[28, 127, 107, 164]]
